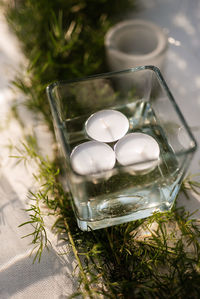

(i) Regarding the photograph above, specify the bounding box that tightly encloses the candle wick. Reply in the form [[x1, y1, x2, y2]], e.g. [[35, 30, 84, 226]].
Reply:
[[100, 118, 108, 129], [100, 118, 115, 141], [135, 148, 143, 155], [84, 151, 100, 173]]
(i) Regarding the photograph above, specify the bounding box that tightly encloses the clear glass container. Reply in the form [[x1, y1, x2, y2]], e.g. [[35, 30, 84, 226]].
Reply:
[[46, 66, 197, 231]]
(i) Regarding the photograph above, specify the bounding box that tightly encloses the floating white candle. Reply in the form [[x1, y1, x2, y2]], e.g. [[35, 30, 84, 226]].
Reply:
[[85, 109, 129, 142], [70, 141, 116, 175], [114, 133, 160, 172]]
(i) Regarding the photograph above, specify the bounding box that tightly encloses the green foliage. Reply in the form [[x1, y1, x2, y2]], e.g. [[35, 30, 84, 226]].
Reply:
[[19, 191, 51, 263], [3, 0, 200, 298], [5, 0, 135, 125]]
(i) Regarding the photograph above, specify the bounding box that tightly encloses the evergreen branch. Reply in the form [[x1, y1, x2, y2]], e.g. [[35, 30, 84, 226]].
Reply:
[[64, 218, 95, 299], [19, 193, 51, 263]]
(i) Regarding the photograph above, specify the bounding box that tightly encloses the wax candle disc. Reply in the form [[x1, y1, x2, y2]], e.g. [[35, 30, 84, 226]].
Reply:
[[70, 141, 116, 175], [114, 133, 160, 172], [85, 109, 129, 142]]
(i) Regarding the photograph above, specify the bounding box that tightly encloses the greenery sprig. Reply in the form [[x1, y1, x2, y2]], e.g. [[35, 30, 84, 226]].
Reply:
[[19, 191, 51, 263], [3, 0, 200, 297]]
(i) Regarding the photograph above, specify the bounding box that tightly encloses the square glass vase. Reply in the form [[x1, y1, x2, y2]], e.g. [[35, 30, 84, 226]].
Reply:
[[46, 66, 197, 231]]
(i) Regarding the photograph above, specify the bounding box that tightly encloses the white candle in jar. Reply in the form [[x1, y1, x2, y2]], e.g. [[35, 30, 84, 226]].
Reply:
[[70, 141, 116, 175], [85, 109, 129, 142], [114, 133, 160, 172]]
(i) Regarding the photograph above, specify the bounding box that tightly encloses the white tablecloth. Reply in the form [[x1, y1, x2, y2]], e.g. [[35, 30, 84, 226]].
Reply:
[[0, 0, 200, 297], [0, 11, 76, 299]]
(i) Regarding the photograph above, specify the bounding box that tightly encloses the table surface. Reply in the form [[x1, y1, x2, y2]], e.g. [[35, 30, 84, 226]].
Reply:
[[0, 0, 200, 298]]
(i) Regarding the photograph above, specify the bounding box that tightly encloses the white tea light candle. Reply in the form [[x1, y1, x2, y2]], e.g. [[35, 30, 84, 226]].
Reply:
[[85, 109, 129, 142], [114, 133, 160, 172], [70, 141, 116, 175], [105, 19, 168, 72]]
